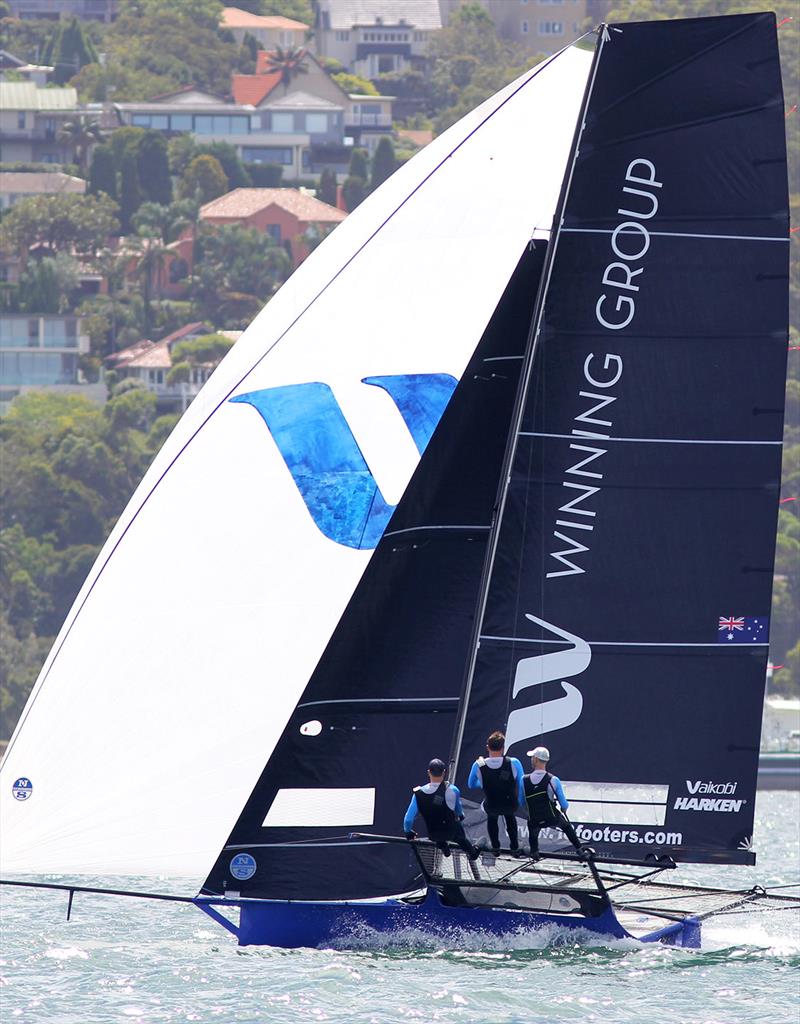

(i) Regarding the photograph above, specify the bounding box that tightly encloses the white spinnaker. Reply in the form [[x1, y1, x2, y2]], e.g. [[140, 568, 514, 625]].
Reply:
[[0, 43, 593, 879]]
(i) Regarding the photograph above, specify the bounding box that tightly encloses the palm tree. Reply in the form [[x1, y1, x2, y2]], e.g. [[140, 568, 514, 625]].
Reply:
[[57, 115, 103, 176], [131, 202, 191, 245], [129, 231, 170, 337], [263, 46, 309, 93], [95, 248, 129, 353]]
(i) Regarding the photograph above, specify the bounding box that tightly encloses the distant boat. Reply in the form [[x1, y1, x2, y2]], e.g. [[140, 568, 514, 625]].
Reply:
[[2, 12, 798, 948]]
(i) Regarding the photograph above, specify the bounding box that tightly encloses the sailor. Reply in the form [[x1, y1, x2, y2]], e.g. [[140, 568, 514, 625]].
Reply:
[[524, 746, 589, 860], [467, 731, 525, 855], [403, 758, 481, 859]]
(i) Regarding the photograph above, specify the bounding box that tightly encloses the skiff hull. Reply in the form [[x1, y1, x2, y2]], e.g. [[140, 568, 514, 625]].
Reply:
[[199, 890, 701, 950]]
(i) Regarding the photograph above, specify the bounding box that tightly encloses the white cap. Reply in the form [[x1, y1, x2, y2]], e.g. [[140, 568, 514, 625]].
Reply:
[[527, 746, 550, 762]]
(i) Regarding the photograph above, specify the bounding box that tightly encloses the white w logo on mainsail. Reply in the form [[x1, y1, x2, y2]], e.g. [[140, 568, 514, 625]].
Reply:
[[505, 614, 590, 751]]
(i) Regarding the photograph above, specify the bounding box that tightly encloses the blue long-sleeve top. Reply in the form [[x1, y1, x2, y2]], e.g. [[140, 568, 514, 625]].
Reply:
[[403, 782, 464, 833], [528, 769, 569, 811], [467, 756, 526, 809]]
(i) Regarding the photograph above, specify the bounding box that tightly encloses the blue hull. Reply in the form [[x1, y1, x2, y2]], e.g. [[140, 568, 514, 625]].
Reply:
[[196, 891, 701, 949]]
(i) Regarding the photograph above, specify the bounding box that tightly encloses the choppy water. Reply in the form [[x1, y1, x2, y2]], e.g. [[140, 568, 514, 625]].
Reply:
[[2, 794, 798, 1024]]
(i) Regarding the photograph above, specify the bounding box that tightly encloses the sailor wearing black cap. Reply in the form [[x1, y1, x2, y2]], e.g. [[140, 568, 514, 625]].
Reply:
[[403, 758, 481, 859]]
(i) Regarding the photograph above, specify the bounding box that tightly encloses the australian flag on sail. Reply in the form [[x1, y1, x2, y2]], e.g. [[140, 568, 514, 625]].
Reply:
[[717, 616, 769, 643]]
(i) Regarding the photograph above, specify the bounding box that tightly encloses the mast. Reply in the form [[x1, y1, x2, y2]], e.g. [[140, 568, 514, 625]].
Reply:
[[449, 28, 608, 780]]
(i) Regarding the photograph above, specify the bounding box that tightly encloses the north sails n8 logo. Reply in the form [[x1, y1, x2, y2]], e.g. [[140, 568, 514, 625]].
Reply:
[[231, 374, 457, 550]]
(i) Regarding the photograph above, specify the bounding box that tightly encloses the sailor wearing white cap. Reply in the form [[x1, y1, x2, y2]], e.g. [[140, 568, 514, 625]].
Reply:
[[524, 747, 589, 860]]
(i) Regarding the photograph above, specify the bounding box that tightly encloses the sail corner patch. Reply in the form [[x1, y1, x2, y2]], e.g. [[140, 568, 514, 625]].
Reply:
[[262, 788, 376, 828]]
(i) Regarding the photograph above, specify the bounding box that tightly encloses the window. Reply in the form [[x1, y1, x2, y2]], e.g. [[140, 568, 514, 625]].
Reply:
[[170, 114, 192, 131], [305, 113, 327, 134], [148, 369, 164, 385], [378, 55, 394, 73], [539, 21, 564, 34], [335, 30, 349, 41], [17, 112, 26, 129], [0, 319, 33, 348], [150, 114, 168, 130], [194, 115, 214, 134], [521, 20, 528, 33], [44, 318, 77, 348], [271, 112, 294, 133], [413, 31, 424, 42], [266, 224, 282, 242], [132, 114, 151, 127], [0, 352, 77, 385], [242, 146, 293, 165]]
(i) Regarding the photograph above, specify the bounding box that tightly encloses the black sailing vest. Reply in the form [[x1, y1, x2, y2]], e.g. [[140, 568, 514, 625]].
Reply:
[[524, 772, 559, 826], [478, 756, 519, 815], [414, 781, 458, 840]]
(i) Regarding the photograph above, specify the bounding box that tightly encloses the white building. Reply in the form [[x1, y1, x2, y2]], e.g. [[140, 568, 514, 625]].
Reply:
[[313, 0, 443, 77], [0, 314, 93, 412]]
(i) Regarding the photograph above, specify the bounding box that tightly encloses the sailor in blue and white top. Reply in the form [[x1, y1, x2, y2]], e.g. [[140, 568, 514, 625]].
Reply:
[[525, 746, 589, 859], [467, 730, 526, 855], [403, 758, 480, 859]]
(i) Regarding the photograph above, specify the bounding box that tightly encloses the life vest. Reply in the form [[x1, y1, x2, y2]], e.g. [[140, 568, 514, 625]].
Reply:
[[413, 781, 458, 840], [524, 772, 560, 826], [477, 756, 519, 815]]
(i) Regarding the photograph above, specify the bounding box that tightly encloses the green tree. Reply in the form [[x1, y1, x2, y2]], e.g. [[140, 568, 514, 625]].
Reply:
[[331, 72, 378, 96], [318, 167, 337, 206], [259, 0, 312, 19], [119, 149, 144, 234], [128, 229, 171, 334], [71, 5, 246, 102], [342, 175, 367, 212], [195, 141, 252, 189], [132, 201, 191, 244], [192, 223, 290, 326], [18, 255, 79, 314], [370, 137, 397, 190], [178, 154, 229, 204], [168, 134, 198, 176], [44, 16, 98, 85], [135, 132, 173, 206], [348, 148, 369, 180], [0, 193, 119, 262], [88, 144, 117, 200]]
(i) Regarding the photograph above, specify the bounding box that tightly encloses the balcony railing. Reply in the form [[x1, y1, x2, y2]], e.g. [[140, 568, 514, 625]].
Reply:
[[346, 113, 392, 127]]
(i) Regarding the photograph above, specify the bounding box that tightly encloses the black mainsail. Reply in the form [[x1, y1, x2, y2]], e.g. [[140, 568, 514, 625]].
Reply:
[[201, 12, 789, 902], [452, 12, 789, 866]]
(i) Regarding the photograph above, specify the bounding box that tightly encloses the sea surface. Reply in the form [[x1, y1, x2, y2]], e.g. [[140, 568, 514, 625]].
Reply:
[[2, 794, 798, 1024]]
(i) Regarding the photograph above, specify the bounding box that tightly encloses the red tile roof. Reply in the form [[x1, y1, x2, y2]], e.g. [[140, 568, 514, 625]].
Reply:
[[201, 188, 346, 224], [231, 71, 281, 107]]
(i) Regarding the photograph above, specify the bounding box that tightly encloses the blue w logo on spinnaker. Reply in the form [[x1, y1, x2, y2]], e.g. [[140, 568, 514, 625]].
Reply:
[[231, 374, 458, 549]]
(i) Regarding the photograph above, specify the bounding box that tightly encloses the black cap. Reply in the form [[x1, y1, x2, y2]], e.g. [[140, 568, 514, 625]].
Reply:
[[428, 758, 446, 774]]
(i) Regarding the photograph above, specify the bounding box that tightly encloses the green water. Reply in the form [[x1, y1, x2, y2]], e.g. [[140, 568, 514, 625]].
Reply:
[[1, 794, 798, 1024]]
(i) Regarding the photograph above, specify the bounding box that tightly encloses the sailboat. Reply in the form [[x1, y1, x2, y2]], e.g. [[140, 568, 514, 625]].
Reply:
[[2, 12, 798, 950]]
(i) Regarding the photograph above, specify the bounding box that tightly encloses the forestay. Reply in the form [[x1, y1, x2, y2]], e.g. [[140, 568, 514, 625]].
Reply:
[[0, 42, 594, 878], [453, 13, 789, 866]]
